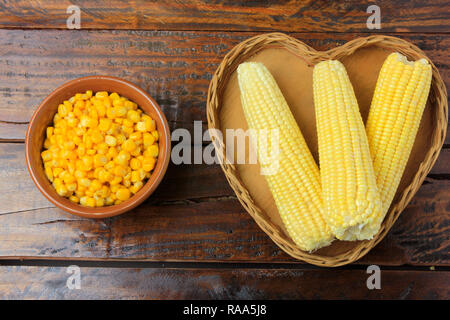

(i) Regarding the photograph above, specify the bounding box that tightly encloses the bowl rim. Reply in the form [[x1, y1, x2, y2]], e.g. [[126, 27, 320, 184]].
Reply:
[[25, 75, 171, 219]]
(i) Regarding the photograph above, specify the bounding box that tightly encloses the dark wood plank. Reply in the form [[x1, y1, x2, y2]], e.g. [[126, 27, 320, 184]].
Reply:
[[0, 266, 448, 299], [430, 148, 450, 175], [0, 30, 448, 141], [0, 0, 449, 32], [0, 143, 448, 265]]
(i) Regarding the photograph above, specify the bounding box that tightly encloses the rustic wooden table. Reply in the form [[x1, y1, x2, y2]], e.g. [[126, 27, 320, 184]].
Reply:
[[0, 1, 448, 300]]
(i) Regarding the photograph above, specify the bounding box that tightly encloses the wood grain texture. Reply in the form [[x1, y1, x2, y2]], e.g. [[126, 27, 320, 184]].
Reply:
[[0, 0, 449, 32], [0, 30, 448, 142], [0, 144, 448, 265], [0, 266, 448, 299]]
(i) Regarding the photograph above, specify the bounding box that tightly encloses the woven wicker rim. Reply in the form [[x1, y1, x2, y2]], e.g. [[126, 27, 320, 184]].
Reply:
[[206, 33, 448, 267]]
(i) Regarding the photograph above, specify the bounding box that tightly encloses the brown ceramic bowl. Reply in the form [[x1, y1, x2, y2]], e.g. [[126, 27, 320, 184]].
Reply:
[[25, 76, 171, 218]]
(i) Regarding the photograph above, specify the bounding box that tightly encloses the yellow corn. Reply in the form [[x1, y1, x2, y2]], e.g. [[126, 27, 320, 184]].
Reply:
[[366, 52, 432, 219], [41, 90, 160, 207], [237, 62, 333, 251], [313, 60, 382, 240]]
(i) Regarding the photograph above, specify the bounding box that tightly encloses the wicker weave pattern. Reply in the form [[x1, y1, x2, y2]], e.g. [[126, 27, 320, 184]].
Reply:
[[206, 33, 448, 267]]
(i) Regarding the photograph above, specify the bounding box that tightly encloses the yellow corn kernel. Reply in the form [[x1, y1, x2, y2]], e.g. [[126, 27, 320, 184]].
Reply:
[[58, 104, 70, 117], [142, 157, 156, 172], [95, 91, 108, 99], [41, 150, 52, 161], [105, 197, 114, 205], [112, 98, 124, 107], [96, 142, 109, 155], [113, 165, 127, 177], [143, 133, 155, 148], [93, 154, 108, 167], [115, 106, 127, 117], [74, 169, 85, 179], [122, 126, 133, 136], [123, 119, 133, 127], [129, 131, 142, 140], [110, 176, 122, 185], [98, 169, 112, 182], [79, 178, 91, 188], [104, 160, 115, 171], [130, 146, 141, 157], [123, 179, 131, 187], [95, 198, 105, 207], [116, 133, 126, 145], [106, 147, 118, 160], [116, 150, 130, 166], [53, 113, 61, 123], [130, 158, 141, 170], [130, 181, 143, 194], [136, 121, 146, 132], [56, 184, 68, 197], [127, 110, 140, 123], [67, 117, 79, 127], [116, 188, 131, 201], [44, 138, 51, 149], [90, 179, 102, 191], [106, 107, 116, 119], [144, 117, 156, 131], [64, 141, 75, 150], [81, 156, 93, 171], [66, 182, 77, 192], [98, 118, 112, 132], [47, 127, 54, 138], [105, 135, 117, 147], [131, 170, 140, 183], [45, 166, 54, 182], [151, 130, 159, 141], [91, 130, 104, 144], [146, 144, 159, 158], [75, 189, 85, 198], [110, 184, 120, 193], [53, 167, 64, 178], [62, 173, 76, 184], [69, 195, 80, 203], [109, 92, 120, 100], [74, 100, 85, 110], [86, 197, 96, 207], [79, 196, 88, 206]]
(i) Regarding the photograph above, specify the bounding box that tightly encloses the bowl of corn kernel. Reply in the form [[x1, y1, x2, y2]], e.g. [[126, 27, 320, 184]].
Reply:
[[25, 76, 171, 218]]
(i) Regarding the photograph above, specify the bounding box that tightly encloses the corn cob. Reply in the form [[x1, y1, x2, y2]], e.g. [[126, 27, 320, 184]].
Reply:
[[313, 60, 383, 241], [237, 62, 333, 251], [366, 52, 432, 222]]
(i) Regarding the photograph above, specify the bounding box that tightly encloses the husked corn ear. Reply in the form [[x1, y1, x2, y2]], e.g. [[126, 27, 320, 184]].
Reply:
[[313, 60, 382, 241], [237, 62, 333, 251], [366, 52, 432, 219]]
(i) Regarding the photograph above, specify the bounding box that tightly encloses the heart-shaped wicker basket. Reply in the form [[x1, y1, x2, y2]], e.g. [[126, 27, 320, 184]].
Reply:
[[206, 33, 447, 267]]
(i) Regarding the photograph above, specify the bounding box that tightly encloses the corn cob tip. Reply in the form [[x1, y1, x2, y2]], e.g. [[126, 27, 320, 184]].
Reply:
[[237, 62, 261, 75], [390, 52, 430, 68]]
